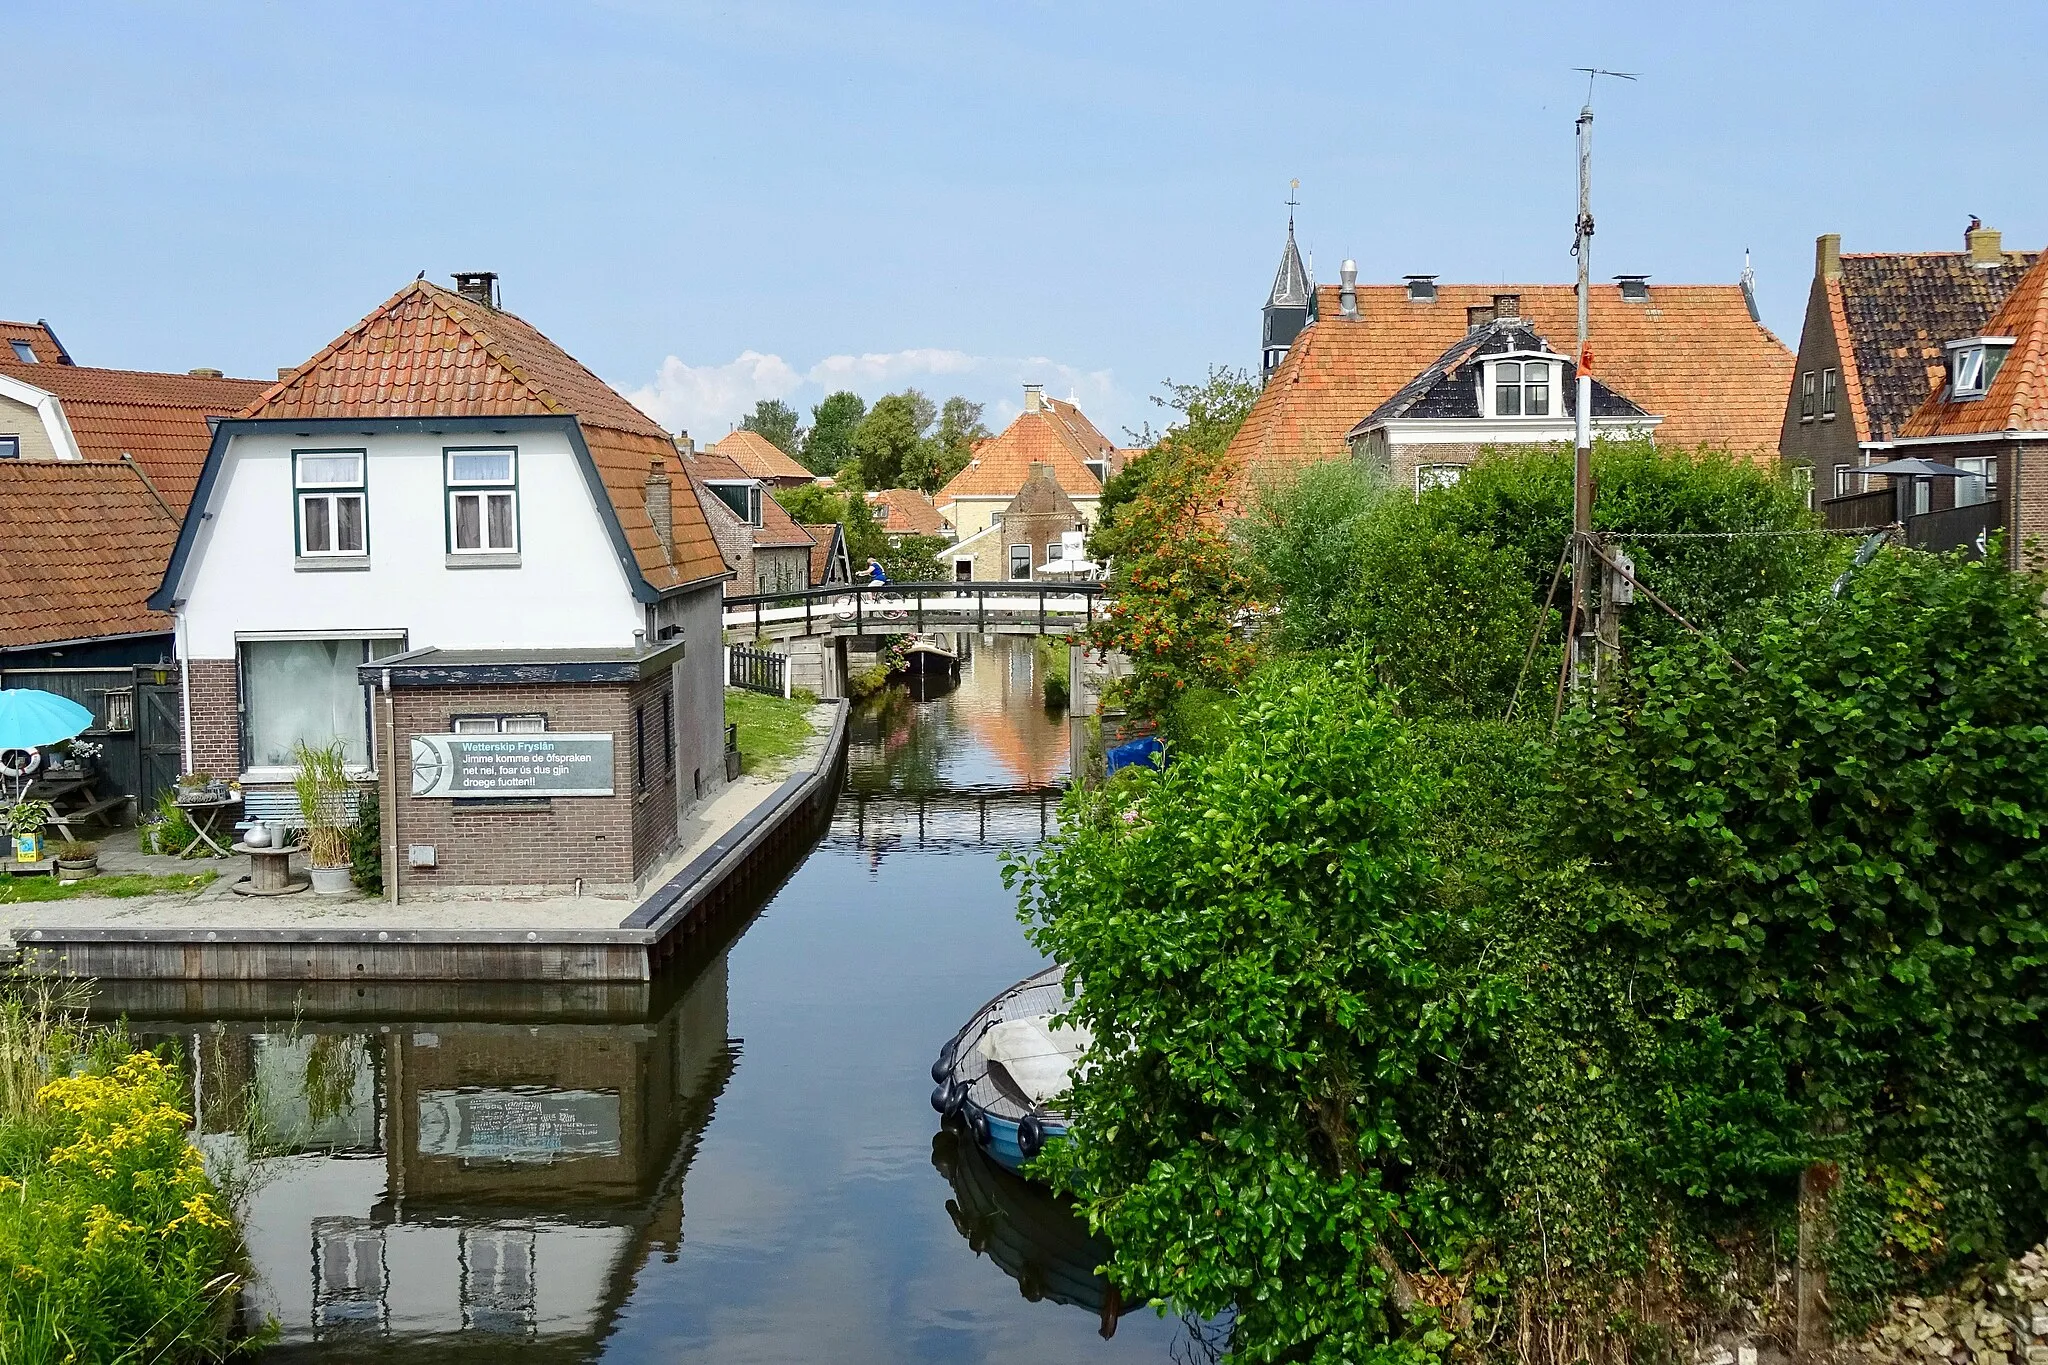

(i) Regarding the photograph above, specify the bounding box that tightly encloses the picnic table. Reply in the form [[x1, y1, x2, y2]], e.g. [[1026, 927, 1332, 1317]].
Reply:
[[8, 769, 130, 842]]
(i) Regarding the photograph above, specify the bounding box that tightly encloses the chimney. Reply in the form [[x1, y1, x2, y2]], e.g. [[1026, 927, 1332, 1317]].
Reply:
[[1816, 233, 1841, 282], [277, 367, 294, 381], [645, 458, 673, 559], [1466, 304, 1495, 333], [1969, 225, 2004, 267], [672, 430, 696, 458], [187, 367, 223, 379], [1339, 260, 1358, 319], [1492, 293, 1521, 319], [1023, 383, 1043, 413], [451, 271, 498, 308]]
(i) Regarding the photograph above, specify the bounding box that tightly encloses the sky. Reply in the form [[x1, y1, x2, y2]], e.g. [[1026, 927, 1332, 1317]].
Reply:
[[8, 1, 2047, 444]]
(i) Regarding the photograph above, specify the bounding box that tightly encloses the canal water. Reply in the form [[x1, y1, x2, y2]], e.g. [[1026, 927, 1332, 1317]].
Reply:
[[105, 636, 1195, 1362]]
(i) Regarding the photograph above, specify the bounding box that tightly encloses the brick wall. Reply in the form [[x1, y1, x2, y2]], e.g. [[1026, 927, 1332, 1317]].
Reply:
[[185, 658, 240, 778], [626, 670, 680, 878], [388, 682, 654, 890], [2009, 442, 2048, 571]]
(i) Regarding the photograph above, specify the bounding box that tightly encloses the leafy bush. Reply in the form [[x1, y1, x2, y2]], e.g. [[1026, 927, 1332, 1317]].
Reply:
[[349, 787, 382, 895]]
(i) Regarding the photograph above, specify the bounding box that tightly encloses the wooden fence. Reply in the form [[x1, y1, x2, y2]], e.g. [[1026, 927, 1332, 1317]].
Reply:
[[727, 644, 789, 698]]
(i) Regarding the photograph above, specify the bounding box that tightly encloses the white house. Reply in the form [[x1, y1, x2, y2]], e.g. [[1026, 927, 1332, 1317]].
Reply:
[[148, 274, 732, 893]]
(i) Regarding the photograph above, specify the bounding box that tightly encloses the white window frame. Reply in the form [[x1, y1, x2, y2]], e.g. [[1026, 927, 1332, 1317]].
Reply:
[[452, 715, 547, 735], [1799, 371, 1816, 421], [1416, 463, 1467, 495], [705, 479, 762, 527], [445, 447, 519, 555], [1819, 368, 1838, 420], [1955, 455, 1997, 508], [1484, 356, 1559, 419], [295, 450, 368, 558], [235, 631, 407, 780]]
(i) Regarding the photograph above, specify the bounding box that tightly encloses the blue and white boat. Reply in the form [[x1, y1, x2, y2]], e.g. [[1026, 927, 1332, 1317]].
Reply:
[[930, 963, 1088, 1176]]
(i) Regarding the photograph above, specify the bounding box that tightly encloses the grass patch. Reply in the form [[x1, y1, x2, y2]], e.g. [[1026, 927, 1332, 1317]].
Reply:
[[0, 872, 216, 904], [725, 689, 816, 776]]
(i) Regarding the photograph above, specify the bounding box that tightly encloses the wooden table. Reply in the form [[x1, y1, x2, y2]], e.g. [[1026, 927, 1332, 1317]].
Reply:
[[12, 771, 129, 842], [173, 795, 241, 858], [231, 841, 307, 896]]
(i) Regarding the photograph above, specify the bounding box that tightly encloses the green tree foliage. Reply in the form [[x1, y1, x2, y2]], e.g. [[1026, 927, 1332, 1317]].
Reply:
[[772, 481, 841, 527], [801, 391, 866, 475], [908, 395, 989, 494], [1092, 367, 1257, 560], [852, 390, 935, 490], [739, 399, 803, 457]]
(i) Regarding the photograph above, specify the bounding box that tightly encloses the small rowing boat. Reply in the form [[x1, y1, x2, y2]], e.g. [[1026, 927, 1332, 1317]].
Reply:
[[930, 963, 1086, 1175], [901, 634, 960, 676]]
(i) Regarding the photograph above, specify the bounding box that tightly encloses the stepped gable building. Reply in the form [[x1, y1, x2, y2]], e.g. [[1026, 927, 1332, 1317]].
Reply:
[[1781, 224, 2037, 503], [1879, 250, 2048, 567], [0, 318, 266, 512], [710, 428, 813, 487], [1225, 239, 1792, 507], [935, 384, 1122, 539], [1347, 313, 1658, 493], [149, 272, 732, 896], [680, 440, 819, 594]]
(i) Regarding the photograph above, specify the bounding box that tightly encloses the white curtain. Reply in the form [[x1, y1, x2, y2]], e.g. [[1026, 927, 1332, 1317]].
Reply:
[[241, 639, 371, 767]]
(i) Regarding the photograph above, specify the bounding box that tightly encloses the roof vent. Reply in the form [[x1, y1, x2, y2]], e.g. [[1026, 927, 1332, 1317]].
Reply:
[[1615, 275, 1651, 302], [1404, 275, 1438, 302], [451, 272, 499, 308], [187, 367, 223, 379], [1466, 305, 1496, 333], [1339, 260, 1358, 320], [1492, 293, 1520, 319]]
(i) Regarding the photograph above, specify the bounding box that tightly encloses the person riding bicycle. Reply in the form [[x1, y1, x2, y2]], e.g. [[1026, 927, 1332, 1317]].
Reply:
[[866, 557, 887, 586]]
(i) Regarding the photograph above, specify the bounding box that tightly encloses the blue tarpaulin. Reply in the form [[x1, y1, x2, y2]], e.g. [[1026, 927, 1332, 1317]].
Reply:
[[1105, 735, 1164, 775]]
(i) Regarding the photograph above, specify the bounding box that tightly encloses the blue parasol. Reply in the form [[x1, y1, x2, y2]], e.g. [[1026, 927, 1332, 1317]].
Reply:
[[0, 690, 95, 750]]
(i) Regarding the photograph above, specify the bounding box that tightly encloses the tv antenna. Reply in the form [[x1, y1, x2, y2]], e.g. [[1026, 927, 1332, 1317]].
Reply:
[[1563, 67, 1637, 705]]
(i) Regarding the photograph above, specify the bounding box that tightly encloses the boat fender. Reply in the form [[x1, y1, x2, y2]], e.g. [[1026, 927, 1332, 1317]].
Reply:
[[931, 1038, 958, 1084], [942, 1079, 970, 1120], [929, 1083, 952, 1115], [1018, 1113, 1045, 1160], [969, 1108, 991, 1147]]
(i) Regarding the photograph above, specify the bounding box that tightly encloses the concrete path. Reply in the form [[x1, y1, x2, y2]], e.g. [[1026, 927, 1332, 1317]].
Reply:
[[1, 701, 836, 941]]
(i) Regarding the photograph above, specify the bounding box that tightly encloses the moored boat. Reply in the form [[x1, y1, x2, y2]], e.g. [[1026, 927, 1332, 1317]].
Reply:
[[901, 634, 960, 676], [929, 963, 1087, 1176]]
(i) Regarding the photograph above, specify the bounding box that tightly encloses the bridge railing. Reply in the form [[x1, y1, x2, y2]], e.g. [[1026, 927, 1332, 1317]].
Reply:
[[722, 580, 1106, 637]]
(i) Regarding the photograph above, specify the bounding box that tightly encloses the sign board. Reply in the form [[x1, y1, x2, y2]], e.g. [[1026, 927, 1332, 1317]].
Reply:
[[409, 733, 614, 798], [415, 1088, 622, 1161]]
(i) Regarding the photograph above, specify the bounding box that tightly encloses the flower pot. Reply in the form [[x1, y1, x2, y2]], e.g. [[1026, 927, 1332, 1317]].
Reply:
[[309, 865, 353, 896], [55, 857, 97, 884], [11, 833, 42, 864]]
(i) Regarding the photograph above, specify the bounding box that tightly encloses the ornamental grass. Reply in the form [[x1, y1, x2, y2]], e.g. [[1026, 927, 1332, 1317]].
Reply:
[[0, 981, 250, 1362]]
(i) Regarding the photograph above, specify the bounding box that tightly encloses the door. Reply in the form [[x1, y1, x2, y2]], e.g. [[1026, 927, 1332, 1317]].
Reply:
[[137, 681, 182, 808]]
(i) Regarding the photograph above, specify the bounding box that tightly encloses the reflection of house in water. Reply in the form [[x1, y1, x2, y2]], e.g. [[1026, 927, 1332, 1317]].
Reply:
[[136, 951, 736, 1358]]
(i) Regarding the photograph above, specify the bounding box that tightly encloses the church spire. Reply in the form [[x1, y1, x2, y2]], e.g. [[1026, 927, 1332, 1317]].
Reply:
[[1262, 180, 1313, 381]]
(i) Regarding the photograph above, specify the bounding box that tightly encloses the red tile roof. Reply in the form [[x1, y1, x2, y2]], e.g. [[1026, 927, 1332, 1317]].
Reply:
[[712, 429, 813, 483], [866, 487, 948, 535], [681, 446, 815, 549], [1225, 282, 1793, 499], [245, 280, 724, 588], [802, 523, 846, 586], [1900, 253, 2048, 438], [0, 460, 177, 648], [937, 399, 1113, 505], [1831, 248, 2038, 442], [0, 320, 70, 366], [0, 360, 267, 513]]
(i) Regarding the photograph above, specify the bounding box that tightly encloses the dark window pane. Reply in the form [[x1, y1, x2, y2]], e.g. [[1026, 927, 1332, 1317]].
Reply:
[[1496, 383, 1521, 417], [487, 493, 515, 549], [455, 494, 481, 550], [1525, 377, 1549, 416], [336, 495, 364, 552], [304, 497, 332, 552]]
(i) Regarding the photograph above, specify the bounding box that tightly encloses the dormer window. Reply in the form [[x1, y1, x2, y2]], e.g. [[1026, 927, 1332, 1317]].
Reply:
[[1615, 275, 1651, 302], [1086, 458, 1108, 486], [706, 479, 762, 526], [1489, 358, 1553, 417], [8, 340, 36, 363], [1947, 338, 2014, 399], [1405, 275, 1438, 302]]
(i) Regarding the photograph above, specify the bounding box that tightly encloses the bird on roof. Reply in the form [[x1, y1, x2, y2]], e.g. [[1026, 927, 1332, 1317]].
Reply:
[[1967, 215, 1982, 245], [416, 269, 426, 280]]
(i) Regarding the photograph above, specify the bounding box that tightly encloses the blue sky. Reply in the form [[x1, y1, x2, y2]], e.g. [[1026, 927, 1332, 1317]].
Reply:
[[9, 1, 2045, 443]]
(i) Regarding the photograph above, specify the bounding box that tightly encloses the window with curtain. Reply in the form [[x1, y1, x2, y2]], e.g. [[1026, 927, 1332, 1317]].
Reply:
[[1955, 455, 1996, 508], [446, 448, 518, 554], [296, 451, 367, 556], [239, 638, 402, 769]]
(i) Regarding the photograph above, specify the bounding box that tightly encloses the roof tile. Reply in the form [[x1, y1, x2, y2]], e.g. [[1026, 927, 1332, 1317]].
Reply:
[[0, 461, 177, 647], [712, 429, 812, 483], [1900, 252, 2048, 438]]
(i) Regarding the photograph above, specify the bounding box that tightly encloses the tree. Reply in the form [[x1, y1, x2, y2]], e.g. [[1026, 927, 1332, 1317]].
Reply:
[[801, 391, 866, 475], [772, 481, 843, 527], [738, 399, 802, 457], [851, 389, 934, 490]]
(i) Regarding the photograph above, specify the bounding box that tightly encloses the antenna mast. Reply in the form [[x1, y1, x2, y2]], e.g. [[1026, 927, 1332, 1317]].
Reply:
[[1567, 68, 1635, 702]]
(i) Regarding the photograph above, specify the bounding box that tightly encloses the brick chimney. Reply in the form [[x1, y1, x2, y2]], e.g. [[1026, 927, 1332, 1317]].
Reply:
[[645, 458, 673, 559], [1816, 233, 1841, 282], [187, 368, 222, 379], [672, 430, 696, 458], [1493, 293, 1521, 319], [451, 271, 498, 308], [1466, 304, 1495, 333], [1023, 383, 1043, 413], [1969, 224, 2004, 267]]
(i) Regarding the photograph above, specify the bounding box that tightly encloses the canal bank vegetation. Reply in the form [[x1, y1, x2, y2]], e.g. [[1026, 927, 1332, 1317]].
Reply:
[[0, 871, 216, 904], [0, 978, 252, 1362], [1021, 410, 2048, 1363], [725, 688, 816, 776]]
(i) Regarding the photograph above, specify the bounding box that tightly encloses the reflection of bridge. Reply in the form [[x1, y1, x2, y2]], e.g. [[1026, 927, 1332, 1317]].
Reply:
[[829, 786, 1066, 848], [722, 581, 1103, 642]]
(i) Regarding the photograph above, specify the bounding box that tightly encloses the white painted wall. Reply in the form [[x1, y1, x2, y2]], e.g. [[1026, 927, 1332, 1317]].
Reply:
[[175, 430, 644, 658]]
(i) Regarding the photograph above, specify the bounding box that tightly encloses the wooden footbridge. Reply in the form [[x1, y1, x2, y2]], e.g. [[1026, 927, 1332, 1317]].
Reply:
[[722, 581, 1104, 642]]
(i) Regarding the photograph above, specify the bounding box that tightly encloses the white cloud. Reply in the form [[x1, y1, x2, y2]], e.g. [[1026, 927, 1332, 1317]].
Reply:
[[621, 345, 1137, 445]]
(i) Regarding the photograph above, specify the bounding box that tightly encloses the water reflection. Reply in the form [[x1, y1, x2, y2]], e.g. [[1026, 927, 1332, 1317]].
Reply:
[[93, 636, 1188, 1361]]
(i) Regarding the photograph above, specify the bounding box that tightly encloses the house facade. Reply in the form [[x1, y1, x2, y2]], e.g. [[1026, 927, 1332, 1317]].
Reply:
[[948, 462, 1088, 581], [709, 428, 813, 488], [1346, 315, 1659, 493], [1781, 225, 2036, 507], [147, 275, 730, 895], [681, 442, 817, 594], [935, 384, 1125, 538]]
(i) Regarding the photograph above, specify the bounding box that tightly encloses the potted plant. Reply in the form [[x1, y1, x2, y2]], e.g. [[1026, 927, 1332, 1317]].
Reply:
[[5, 799, 54, 863], [53, 840, 98, 883], [292, 741, 356, 896]]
